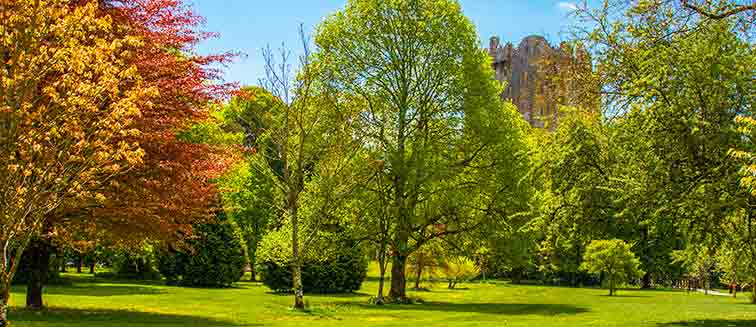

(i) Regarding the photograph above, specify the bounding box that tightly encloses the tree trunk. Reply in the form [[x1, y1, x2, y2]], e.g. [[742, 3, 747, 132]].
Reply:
[[375, 243, 388, 305], [26, 240, 52, 309], [0, 283, 9, 327], [752, 279, 756, 304], [249, 264, 256, 282], [609, 277, 615, 296], [76, 254, 83, 274], [89, 258, 96, 275], [290, 199, 305, 310], [59, 256, 67, 273], [0, 280, 10, 327], [733, 283, 737, 299], [414, 265, 423, 289], [376, 264, 386, 305], [641, 272, 652, 289], [292, 261, 304, 309], [388, 253, 408, 300]]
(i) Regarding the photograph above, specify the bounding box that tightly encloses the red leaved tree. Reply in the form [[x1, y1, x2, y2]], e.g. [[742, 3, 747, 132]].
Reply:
[[24, 0, 239, 309]]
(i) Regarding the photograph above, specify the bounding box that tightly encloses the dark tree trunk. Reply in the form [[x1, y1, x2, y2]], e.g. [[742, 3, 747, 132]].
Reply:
[[26, 239, 53, 309], [0, 284, 9, 327], [388, 253, 408, 301], [641, 272, 652, 289], [375, 242, 388, 305], [512, 268, 523, 285], [249, 264, 256, 282], [89, 259, 96, 275], [76, 254, 83, 274]]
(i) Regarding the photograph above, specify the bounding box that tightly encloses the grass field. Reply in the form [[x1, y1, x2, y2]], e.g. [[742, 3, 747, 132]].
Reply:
[[7, 264, 756, 327]]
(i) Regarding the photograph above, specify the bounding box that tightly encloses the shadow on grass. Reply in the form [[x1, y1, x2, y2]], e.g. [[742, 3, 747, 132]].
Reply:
[[352, 301, 589, 315], [42, 284, 164, 297], [265, 291, 372, 298], [10, 307, 259, 326], [597, 294, 651, 298], [657, 320, 756, 326]]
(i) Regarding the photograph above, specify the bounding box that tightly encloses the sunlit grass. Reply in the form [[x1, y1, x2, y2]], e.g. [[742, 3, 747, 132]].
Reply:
[[8, 263, 756, 327]]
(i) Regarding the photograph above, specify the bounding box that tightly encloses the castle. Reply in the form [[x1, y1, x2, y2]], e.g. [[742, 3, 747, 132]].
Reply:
[[488, 35, 591, 129]]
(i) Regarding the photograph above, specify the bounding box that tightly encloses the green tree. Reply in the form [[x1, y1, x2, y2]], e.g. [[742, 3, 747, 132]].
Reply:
[[314, 0, 531, 301], [581, 239, 643, 296]]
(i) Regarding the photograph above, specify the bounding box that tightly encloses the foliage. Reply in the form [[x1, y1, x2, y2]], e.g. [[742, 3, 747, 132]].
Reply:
[[406, 240, 445, 289], [314, 0, 533, 300], [158, 213, 246, 288], [257, 225, 367, 294], [442, 257, 480, 289], [11, 242, 63, 286], [108, 248, 162, 281], [0, 1, 152, 321], [580, 240, 643, 296]]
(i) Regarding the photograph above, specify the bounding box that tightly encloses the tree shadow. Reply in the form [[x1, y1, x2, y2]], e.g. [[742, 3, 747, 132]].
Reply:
[[352, 301, 589, 316], [10, 307, 259, 326], [265, 291, 371, 298], [41, 284, 164, 297], [657, 320, 756, 326], [597, 294, 651, 298]]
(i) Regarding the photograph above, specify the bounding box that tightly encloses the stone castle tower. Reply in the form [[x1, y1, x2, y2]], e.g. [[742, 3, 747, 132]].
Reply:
[[489, 35, 587, 129]]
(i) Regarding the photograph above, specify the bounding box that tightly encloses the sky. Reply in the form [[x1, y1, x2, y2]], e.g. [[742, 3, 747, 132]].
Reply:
[[191, 0, 581, 86]]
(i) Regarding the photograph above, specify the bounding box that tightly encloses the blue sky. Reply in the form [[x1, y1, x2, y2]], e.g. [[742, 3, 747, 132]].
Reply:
[[192, 0, 581, 86]]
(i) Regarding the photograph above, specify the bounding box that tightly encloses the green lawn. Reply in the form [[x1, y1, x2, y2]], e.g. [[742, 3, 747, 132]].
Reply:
[[8, 265, 756, 327]]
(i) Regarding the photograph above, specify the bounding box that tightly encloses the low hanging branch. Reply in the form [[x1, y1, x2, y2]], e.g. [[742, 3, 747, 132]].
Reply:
[[680, 0, 756, 19]]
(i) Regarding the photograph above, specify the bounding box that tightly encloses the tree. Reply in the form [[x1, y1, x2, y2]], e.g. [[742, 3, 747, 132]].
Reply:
[[0, 1, 149, 324], [581, 240, 643, 296], [17, 0, 236, 311], [251, 25, 357, 309], [315, 0, 531, 302], [407, 240, 444, 290], [543, 0, 754, 291], [216, 162, 274, 281], [214, 87, 281, 281]]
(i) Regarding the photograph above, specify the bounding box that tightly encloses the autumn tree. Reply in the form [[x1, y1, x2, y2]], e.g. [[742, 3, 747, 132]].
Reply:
[[15, 0, 236, 311], [315, 0, 532, 301], [0, 1, 151, 324]]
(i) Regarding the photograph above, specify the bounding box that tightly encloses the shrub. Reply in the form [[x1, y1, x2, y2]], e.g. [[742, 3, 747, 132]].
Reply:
[[109, 250, 162, 280], [158, 214, 247, 287], [442, 257, 480, 289], [256, 225, 367, 294]]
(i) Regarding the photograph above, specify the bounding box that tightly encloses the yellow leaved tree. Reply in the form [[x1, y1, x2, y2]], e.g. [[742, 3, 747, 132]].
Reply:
[[0, 1, 150, 324]]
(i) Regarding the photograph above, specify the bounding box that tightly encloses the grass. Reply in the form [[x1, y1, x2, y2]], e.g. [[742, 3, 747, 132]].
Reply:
[[7, 264, 756, 327]]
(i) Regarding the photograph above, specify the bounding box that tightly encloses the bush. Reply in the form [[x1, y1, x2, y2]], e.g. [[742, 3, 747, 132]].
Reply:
[[442, 257, 480, 289], [158, 214, 247, 287], [256, 225, 367, 294], [107, 250, 162, 280]]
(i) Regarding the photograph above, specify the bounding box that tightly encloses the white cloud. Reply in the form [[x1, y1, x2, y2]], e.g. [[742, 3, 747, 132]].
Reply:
[[556, 1, 578, 11]]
